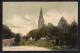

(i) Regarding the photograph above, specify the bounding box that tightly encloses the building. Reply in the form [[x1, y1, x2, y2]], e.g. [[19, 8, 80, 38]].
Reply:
[[2, 38, 15, 47], [38, 7, 44, 28]]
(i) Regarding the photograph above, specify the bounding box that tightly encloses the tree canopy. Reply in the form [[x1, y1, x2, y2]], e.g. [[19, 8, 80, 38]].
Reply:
[[2, 24, 16, 39], [58, 16, 69, 32]]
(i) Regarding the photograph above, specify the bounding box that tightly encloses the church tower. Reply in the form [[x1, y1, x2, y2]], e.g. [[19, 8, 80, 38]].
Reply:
[[38, 7, 44, 28]]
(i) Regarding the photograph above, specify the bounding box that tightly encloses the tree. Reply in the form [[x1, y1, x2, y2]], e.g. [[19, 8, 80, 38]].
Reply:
[[2, 24, 15, 39], [28, 29, 40, 41], [58, 16, 69, 33], [58, 16, 69, 45], [14, 33, 21, 44], [47, 23, 54, 27], [46, 23, 54, 39], [29, 25, 48, 41], [39, 25, 47, 37], [28, 29, 36, 39], [33, 29, 40, 41], [67, 21, 78, 48], [51, 26, 62, 45], [23, 36, 26, 39]]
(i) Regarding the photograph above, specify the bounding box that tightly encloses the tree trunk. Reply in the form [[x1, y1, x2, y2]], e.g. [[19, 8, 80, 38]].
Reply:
[[35, 38, 37, 41]]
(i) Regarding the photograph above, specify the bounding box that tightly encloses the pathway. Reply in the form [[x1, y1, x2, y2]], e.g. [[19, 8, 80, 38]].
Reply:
[[3, 46, 52, 51]]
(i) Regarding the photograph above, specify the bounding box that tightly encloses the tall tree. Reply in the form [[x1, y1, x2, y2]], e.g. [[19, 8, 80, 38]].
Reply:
[[14, 33, 21, 44], [58, 16, 69, 32], [67, 21, 78, 47], [46, 23, 54, 39], [2, 25, 15, 39]]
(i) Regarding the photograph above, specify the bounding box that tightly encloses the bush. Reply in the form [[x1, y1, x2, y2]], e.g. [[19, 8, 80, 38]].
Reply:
[[26, 39, 36, 45], [14, 33, 21, 44], [19, 39, 26, 45], [34, 40, 54, 48]]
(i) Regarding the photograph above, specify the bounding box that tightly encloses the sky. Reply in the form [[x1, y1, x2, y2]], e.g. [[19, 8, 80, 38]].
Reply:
[[3, 2, 78, 36]]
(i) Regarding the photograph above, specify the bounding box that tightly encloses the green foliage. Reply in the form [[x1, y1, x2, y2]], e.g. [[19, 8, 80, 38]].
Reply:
[[29, 23, 54, 41], [28, 29, 40, 41], [46, 23, 54, 38], [39, 25, 48, 37], [23, 36, 26, 39], [21, 40, 70, 50], [14, 33, 21, 44], [34, 40, 54, 47], [66, 21, 78, 47], [19, 39, 26, 45], [26, 39, 36, 45], [2, 24, 16, 39], [26, 17, 78, 48], [58, 16, 69, 32], [23, 35, 30, 41], [51, 27, 61, 37], [25, 39, 55, 48], [47, 23, 54, 27], [11, 39, 26, 46]]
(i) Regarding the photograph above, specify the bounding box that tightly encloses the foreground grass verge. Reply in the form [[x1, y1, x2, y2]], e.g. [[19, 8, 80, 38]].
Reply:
[[11, 39, 78, 51]]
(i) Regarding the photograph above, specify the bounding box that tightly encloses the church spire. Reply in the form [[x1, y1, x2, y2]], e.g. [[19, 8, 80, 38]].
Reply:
[[38, 7, 44, 28], [74, 16, 75, 21], [39, 7, 43, 19]]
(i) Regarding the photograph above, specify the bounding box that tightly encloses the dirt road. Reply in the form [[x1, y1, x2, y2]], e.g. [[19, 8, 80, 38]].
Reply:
[[3, 46, 52, 51]]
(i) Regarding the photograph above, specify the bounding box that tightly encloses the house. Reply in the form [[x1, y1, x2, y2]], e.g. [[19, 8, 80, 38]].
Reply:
[[2, 38, 15, 47]]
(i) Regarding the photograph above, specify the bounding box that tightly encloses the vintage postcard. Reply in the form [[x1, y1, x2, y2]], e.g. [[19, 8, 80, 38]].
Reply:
[[2, 2, 78, 51]]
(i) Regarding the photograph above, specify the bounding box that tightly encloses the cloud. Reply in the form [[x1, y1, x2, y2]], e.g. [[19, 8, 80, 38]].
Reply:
[[6, 22, 23, 28], [7, 15, 31, 27], [6, 15, 35, 36], [11, 26, 34, 36], [3, 2, 78, 36], [4, 10, 78, 36], [44, 10, 62, 26], [22, 15, 32, 21], [5, 10, 78, 36], [25, 15, 31, 20], [44, 9, 78, 26]]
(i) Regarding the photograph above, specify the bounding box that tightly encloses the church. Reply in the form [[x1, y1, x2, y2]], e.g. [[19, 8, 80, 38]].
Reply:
[[38, 7, 44, 29]]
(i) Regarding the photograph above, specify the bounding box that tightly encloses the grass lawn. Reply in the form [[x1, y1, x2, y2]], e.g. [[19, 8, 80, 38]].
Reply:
[[12, 39, 78, 51]]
